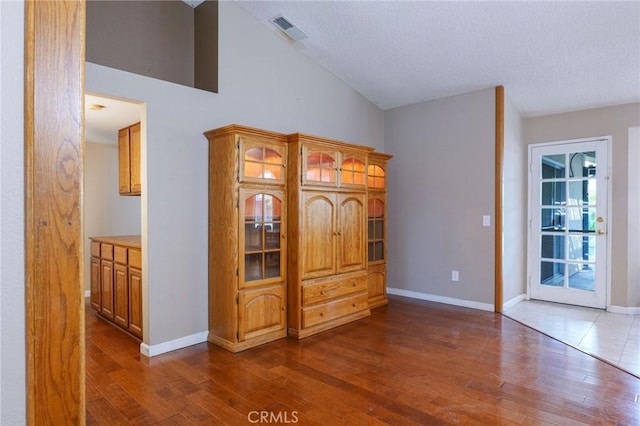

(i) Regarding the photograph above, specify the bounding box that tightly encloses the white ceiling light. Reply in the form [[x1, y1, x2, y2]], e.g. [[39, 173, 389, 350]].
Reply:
[[271, 15, 308, 42]]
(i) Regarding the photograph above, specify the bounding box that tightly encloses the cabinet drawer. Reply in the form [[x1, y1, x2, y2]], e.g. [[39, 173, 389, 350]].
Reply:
[[302, 292, 368, 329], [101, 244, 114, 260], [129, 249, 142, 268], [302, 275, 366, 306], [114, 246, 128, 264], [90, 241, 101, 257]]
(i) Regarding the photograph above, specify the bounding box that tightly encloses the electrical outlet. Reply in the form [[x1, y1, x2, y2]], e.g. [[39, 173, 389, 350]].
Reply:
[[451, 270, 459, 282]]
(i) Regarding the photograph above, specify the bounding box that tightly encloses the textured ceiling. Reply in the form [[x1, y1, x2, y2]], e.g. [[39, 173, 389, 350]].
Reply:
[[236, 1, 640, 116], [85, 94, 143, 145]]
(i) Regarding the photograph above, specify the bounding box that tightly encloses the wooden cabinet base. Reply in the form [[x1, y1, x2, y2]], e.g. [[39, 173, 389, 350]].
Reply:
[[207, 329, 287, 353], [95, 312, 142, 341], [288, 309, 371, 340]]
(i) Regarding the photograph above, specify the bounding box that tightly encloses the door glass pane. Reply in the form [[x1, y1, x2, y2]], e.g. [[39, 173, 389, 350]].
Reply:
[[306, 152, 336, 183], [568, 180, 595, 205], [245, 147, 263, 161], [374, 220, 384, 240], [264, 252, 280, 279], [541, 235, 564, 260], [541, 181, 566, 205], [540, 261, 565, 287], [245, 224, 262, 251], [265, 223, 280, 250], [568, 151, 596, 178], [368, 221, 374, 240], [245, 253, 262, 281], [541, 154, 566, 179], [245, 195, 262, 222], [566, 207, 595, 232], [368, 242, 374, 261], [263, 195, 277, 222], [567, 235, 595, 262], [542, 154, 565, 178], [568, 263, 595, 291], [367, 165, 385, 189], [264, 164, 282, 180], [374, 241, 384, 261], [541, 208, 565, 231]]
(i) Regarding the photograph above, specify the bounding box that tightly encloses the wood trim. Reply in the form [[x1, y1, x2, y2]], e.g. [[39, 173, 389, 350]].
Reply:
[[494, 86, 505, 313], [25, 0, 86, 423]]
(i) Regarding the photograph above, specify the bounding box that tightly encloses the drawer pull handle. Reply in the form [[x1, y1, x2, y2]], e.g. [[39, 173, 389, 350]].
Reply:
[[319, 313, 324, 316], [352, 303, 356, 307]]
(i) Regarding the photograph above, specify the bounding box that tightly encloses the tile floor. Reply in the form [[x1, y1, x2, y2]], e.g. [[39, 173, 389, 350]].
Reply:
[[504, 299, 640, 377]]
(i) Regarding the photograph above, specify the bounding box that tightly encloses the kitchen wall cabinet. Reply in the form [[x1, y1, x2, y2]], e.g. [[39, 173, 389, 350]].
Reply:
[[89, 235, 142, 339], [118, 122, 141, 196]]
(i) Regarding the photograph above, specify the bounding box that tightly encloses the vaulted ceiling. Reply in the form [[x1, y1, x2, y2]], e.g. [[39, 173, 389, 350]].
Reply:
[[236, 1, 640, 117]]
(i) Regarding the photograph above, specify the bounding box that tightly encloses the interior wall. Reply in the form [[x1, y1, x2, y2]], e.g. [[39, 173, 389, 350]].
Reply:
[[86, 0, 384, 349], [87, 1, 195, 88], [628, 127, 640, 308], [502, 93, 526, 304], [0, 1, 26, 423], [83, 142, 142, 291], [523, 102, 640, 307], [384, 88, 496, 307]]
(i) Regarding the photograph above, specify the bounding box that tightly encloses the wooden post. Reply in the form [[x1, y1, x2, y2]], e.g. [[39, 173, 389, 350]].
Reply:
[[25, 0, 86, 423], [494, 86, 504, 313]]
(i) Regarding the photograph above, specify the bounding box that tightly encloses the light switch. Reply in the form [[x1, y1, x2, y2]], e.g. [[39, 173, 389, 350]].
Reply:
[[483, 215, 491, 227]]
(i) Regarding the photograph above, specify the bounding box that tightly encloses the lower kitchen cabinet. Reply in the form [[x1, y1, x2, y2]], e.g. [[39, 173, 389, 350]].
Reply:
[[89, 236, 142, 339]]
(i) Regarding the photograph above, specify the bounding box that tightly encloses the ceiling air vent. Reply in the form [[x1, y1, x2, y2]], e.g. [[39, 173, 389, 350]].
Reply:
[[271, 15, 308, 42]]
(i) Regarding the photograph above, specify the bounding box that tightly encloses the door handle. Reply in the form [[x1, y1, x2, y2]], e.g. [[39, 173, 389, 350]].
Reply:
[[597, 229, 605, 235]]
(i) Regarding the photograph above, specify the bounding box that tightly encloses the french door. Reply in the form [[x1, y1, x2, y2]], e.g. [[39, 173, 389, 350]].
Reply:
[[528, 138, 609, 308]]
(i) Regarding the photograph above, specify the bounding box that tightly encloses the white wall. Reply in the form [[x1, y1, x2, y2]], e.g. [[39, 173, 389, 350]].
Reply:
[[524, 103, 640, 307], [83, 142, 142, 291], [0, 1, 26, 423], [86, 1, 384, 350], [384, 88, 496, 309], [502, 93, 526, 305]]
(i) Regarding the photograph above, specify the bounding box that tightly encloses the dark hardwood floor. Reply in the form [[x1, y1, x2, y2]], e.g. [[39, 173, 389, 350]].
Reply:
[[86, 295, 640, 425]]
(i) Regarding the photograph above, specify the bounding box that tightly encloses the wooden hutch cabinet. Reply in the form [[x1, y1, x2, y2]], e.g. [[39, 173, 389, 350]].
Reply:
[[287, 133, 373, 339], [367, 152, 392, 308], [205, 124, 391, 351], [204, 125, 288, 352]]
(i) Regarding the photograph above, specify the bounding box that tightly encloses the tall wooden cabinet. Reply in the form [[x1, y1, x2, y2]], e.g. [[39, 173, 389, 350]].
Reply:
[[287, 133, 373, 339], [205, 124, 391, 351], [367, 152, 393, 308], [205, 125, 288, 352], [118, 122, 141, 196]]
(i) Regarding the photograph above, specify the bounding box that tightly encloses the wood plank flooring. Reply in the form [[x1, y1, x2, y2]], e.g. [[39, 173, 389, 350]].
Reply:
[[86, 295, 640, 425]]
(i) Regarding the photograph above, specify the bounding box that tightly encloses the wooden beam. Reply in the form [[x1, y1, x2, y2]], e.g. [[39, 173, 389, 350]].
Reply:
[[494, 86, 505, 313], [25, 0, 86, 423]]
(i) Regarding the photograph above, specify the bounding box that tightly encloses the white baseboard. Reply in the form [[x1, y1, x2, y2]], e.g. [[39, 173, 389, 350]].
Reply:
[[387, 287, 494, 312], [609, 305, 640, 315], [503, 294, 526, 310], [140, 331, 208, 357]]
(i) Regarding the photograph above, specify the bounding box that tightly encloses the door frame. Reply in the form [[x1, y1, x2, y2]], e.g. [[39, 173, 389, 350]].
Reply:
[[526, 136, 612, 309]]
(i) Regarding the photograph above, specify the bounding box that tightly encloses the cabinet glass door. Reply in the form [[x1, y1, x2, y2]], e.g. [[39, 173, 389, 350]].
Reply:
[[367, 164, 386, 189], [368, 198, 385, 262], [240, 138, 286, 184], [341, 156, 366, 187], [303, 147, 337, 186], [241, 190, 285, 287]]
